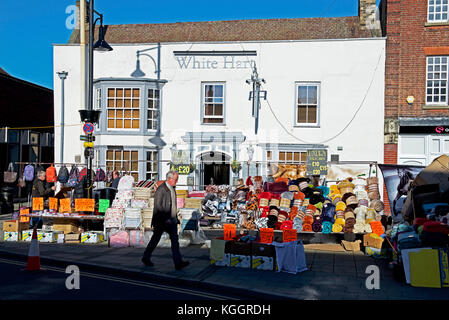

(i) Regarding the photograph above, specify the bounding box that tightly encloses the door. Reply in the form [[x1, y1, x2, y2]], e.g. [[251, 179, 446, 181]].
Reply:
[[204, 163, 230, 186], [428, 135, 449, 164]]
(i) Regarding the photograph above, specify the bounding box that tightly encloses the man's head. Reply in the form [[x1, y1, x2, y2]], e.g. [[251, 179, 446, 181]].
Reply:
[[166, 171, 179, 187], [112, 170, 119, 179], [37, 171, 46, 181]]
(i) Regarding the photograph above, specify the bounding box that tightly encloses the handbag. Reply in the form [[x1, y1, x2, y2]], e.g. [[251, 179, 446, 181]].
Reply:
[[4, 163, 17, 183]]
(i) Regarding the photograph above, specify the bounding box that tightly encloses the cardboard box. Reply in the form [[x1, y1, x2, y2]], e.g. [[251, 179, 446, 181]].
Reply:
[[57, 233, 65, 244], [363, 234, 384, 249], [3, 220, 29, 232], [342, 240, 362, 251], [226, 241, 252, 256], [252, 256, 274, 270], [39, 231, 57, 243], [439, 248, 449, 288], [211, 253, 231, 267], [53, 220, 79, 234], [230, 254, 251, 268], [413, 155, 449, 193], [22, 230, 43, 242], [4, 231, 20, 241], [81, 231, 104, 244], [65, 233, 81, 243]]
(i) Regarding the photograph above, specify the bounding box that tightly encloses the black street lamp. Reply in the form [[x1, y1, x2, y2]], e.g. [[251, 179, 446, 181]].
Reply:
[[79, 0, 113, 198]]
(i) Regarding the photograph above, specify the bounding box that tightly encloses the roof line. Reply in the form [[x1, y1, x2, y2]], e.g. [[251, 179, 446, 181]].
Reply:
[[0, 73, 53, 92], [55, 37, 386, 47]]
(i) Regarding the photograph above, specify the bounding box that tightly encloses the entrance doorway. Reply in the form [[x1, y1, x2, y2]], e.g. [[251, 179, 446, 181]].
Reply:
[[198, 151, 231, 187]]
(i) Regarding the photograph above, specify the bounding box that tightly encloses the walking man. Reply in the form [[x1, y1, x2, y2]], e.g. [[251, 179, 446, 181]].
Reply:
[[142, 171, 189, 270]]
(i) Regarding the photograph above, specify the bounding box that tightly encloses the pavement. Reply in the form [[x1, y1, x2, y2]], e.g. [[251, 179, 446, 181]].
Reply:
[[1, 238, 449, 300], [1, 212, 449, 300]]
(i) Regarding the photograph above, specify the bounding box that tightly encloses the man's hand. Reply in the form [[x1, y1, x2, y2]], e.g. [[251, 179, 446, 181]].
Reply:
[[51, 186, 56, 191]]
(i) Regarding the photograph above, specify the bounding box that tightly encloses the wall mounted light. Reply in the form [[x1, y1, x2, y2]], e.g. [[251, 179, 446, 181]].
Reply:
[[406, 96, 415, 105]]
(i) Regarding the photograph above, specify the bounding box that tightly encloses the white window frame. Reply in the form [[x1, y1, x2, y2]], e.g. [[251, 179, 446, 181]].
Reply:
[[428, 0, 449, 23], [295, 82, 320, 127], [201, 82, 225, 125], [146, 150, 159, 180], [426, 56, 448, 106], [147, 88, 160, 131], [106, 87, 141, 131]]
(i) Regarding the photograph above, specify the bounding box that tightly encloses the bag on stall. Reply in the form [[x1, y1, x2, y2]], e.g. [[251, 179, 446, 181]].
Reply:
[[58, 165, 70, 183], [109, 230, 129, 248], [118, 175, 135, 191], [67, 165, 80, 187], [23, 164, 35, 182], [94, 168, 106, 182], [104, 208, 124, 229], [46, 164, 57, 183], [124, 208, 142, 229], [4, 163, 17, 183]]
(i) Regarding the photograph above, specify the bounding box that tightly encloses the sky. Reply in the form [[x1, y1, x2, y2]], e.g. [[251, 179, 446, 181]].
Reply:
[[0, 0, 380, 90]]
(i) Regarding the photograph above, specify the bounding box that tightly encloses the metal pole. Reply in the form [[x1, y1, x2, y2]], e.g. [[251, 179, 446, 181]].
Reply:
[[87, 0, 94, 198], [57, 72, 68, 164], [80, 0, 87, 109]]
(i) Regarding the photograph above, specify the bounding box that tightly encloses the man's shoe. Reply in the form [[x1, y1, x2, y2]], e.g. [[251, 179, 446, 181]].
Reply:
[[175, 261, 190, 270], [141, 258, 154, 267]]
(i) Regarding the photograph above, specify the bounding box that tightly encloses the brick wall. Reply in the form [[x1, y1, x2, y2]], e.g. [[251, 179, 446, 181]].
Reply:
[[382, 143, 398, 214], [385, 0, 449, 118]]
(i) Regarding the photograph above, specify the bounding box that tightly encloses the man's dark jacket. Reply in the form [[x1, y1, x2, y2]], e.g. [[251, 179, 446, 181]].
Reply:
[[31, 179, 53, 199], [151, 183, 179, 228]]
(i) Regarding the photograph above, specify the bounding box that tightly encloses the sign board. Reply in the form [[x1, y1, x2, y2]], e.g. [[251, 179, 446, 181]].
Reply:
[[75, 198, 95, 212], [83, 122, 94, 134], [223, 224, 236, 240], [49, 198, 58, 211], [98, 199, 110, 213], [60, 198, 71, 213], [307, 149, 328, 175], [170, 163, 190, 175], [32, 197, 44, 211], [283, 229, 297, 243], [259, 228, 274, 244], [80, 135, 95, 141]]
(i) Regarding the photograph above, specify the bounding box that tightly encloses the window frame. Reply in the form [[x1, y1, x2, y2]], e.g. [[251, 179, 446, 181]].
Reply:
[[147, 88, 160, 131], [146, 150, 159, 180], [105, 149, 140, 181], [201, 82, 226, 125], [428, 0, 449, 23], [294, 82, 321, 127], [106, 87, 142, 131], [426, 56, 449, 106], [277, 151, 307, 164]]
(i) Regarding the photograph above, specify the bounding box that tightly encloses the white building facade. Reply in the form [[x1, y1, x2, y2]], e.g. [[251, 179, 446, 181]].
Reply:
[[53, 16, 386, 189]]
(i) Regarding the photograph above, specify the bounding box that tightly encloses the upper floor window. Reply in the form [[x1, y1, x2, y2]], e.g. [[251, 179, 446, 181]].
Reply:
[[428, 0, 448, 22], [148, 89, 160, 130], [202, 83, 225, 124], [427, 56, 448, 105], [107, 88, 140, 129], [296, 82, 320, 126]]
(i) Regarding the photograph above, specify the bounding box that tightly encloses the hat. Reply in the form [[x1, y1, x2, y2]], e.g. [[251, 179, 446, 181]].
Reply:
[[335, 201, 347, 212], [342, 192, 358, 209], [297, 178, 311, 190], [288, 185, 300, 192], [332, 223, 343, 233], [269, 205, 280, 215], [345, 211, 355, 220], [278, 210, 289, 222]]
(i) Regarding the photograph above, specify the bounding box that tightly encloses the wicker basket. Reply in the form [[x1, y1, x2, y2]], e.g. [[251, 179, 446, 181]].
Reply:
[[134, 187, 152, 200], [184, 198, 203, 209]]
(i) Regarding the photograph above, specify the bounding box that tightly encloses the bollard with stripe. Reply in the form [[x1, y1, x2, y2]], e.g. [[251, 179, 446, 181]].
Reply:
[[25, 228, 41, 271]]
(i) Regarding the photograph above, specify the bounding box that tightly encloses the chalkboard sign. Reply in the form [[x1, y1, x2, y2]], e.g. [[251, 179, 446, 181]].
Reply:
[[306, 149, 328, 175]]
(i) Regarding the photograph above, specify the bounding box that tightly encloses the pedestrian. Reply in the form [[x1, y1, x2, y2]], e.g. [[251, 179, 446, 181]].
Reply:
[[142, 171, 190, 270], [110, 170, 121, 189], [31, 171, 56, 228]]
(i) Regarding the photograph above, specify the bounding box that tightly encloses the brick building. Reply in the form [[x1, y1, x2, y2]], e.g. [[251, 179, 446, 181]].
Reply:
[[382, 0, 449, 212]]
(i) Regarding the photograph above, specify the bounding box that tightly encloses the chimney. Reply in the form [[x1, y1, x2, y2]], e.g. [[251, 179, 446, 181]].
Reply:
[[359, 0, 381, 36]]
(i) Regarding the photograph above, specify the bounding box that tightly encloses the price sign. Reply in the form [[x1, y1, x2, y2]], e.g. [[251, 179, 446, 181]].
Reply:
[[259, 228, 274, 244], [60, 198, 71, 213], [49, 198, 58, 211], [306, 149, 328, 175], [283, 229, 297, 243], [98, 199, 110, 213], [170, 164, 190, 175], [223, 224, 236, 240], [19, 208, 30, 223], [32, 197, 44, 211], [75, 198, 95, 212]]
